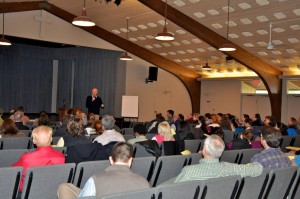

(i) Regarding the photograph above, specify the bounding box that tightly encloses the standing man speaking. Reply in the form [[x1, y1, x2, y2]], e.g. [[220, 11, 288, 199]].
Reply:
[[86, 88, 104, 120]]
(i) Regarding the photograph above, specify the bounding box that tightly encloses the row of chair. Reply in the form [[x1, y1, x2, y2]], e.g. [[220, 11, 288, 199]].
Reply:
[[0, 154, 200, 199], [93, 166, 300, 199], [0, 148, 67, 167], [0, 136, 62, 150]]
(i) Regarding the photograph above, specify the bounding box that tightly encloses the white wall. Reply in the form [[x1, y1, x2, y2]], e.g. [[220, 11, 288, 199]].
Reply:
[[200, 80, 242, 117], [125, 55, 192, 122], [2, 10, 192, 120]]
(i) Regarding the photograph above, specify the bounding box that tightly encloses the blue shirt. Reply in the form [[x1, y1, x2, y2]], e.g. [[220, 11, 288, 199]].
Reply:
[[78, 178, 96, 197], [294, 155, 300, 166], [251, 148, 291, 169]]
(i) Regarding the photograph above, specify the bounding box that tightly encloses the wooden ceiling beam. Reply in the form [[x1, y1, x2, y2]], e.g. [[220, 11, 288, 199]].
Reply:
[[0, 1, 201, 113], [139, 0, 283, 120]]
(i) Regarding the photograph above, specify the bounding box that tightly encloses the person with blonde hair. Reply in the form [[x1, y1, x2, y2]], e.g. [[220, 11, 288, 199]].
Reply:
[[13, 126, 65, 194], [152, 121, 175, 143]]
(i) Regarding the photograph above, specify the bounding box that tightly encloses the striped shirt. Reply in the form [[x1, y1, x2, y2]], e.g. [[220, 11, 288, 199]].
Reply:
[[175, 158, 263, 183]]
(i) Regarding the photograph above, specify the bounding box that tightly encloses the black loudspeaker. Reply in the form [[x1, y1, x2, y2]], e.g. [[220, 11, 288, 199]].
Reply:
[[148, 67, 158, 81]]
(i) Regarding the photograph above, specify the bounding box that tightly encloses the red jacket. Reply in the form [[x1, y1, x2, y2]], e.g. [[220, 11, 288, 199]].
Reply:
[[12, 146, 65, 192]]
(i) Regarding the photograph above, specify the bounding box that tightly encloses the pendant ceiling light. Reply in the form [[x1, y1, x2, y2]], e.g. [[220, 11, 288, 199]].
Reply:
[[219, 0, 236, 52], [155, 0, 174, 41], [72, 0, 95, 27], [0, 0, 11, 46], [120, 17, 132, 61], [202, 61, 212, 71]]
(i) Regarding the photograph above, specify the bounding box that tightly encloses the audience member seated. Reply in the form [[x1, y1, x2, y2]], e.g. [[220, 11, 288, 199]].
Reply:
[[227, 131, 253, 150], [53, 117, 68, 137], [12, 126, 65, 194], [220, 116, 234, 131], [204, 113, 212, 125], [57, 142, 150, 199], [0, 118, 25, 138], [166, 110, 176, 131], [127, 124, 148, 145], [174, 135, 263, 183], [252, 113, 263, 126], [275, 122, 288, 136], [287, 117, 298, 136], [208, 114, 220, 128], [263, 116, 276, 127], [251, 126, 291, 169], [56, 117, 91, 147], [174, 121, 195, 140], [240, 114, 250, 127], [13, 112, 29, 130], [152, 121, 175, 143], [37, 112, 52, 126], [93, 115, 125, 145], [148, 113, 165, 134], [91, 120, 103, 135], [174, 113, 184, 129], [10, 106, 30, 124]]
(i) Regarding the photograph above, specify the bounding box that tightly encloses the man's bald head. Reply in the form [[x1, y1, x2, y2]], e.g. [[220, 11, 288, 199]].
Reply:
[[32, 126, 53, 147]]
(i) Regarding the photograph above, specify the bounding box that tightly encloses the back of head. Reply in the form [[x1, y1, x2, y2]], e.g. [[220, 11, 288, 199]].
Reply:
[[101, 115, 115, 130], [245, 118, 253, 126], [16, 106, 25, 113], [32, 126, 53, 147], [265, 116, 276, 127], [220, 116, 232, 131], [1, 118, 19, 134], [38, 114, 51, 126], [261, 126, 282, 148], [255, 113, 261, 120], [289, 117, 297, 129], [243, 114, 250, 120], [204, 134, 225, 158], [14, 112, 23, 122], [158, 121, 172, 141], [167, 110, 174, 116], [93, 120, 103, 134], [111, 142, 133, 163], [205, 113, 211, 119], [178, 114, 184, 121], [241, 131, 254, 142], [67, 117, 84, 137], [133, 124, 147, 135]]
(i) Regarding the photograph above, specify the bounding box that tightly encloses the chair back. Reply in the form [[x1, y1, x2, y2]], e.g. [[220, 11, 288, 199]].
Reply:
[[21, 163, 75, 199], [0, 149, 29, 167], [73, 160, 110, 188], [0, 166, 23, 199], [0, 137, 32, 150], [150, 155, 188, 187]]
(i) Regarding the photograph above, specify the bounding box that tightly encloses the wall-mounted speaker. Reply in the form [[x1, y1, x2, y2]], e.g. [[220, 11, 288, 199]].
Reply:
[[146, 66, 158, 83]]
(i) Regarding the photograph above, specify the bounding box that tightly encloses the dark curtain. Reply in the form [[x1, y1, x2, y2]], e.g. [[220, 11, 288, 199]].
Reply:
[[0, 44, 53, 112], [0, 45, 122, 114]]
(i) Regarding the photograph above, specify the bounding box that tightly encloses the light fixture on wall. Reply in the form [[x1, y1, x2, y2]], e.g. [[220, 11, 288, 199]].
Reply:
[[155, 0, 174, 41], [218, 0, 236, 52], [120, 17, 133, 61], [202, 61, 212, 71], [0, 0, 11, 46], [72, 0, 95, 27]]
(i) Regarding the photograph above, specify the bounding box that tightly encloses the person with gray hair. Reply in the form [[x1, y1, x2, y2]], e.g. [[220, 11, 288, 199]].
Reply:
[[174, 135, 263, 183], [93, 115, 125, 145]]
